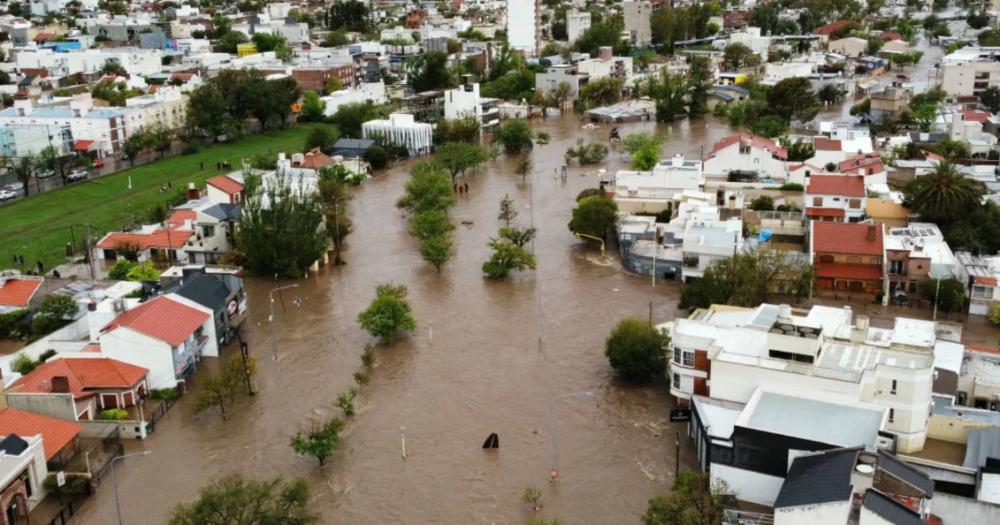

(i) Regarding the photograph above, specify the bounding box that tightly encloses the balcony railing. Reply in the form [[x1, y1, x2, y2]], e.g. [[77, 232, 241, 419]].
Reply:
[[173, 335, 208, 376]]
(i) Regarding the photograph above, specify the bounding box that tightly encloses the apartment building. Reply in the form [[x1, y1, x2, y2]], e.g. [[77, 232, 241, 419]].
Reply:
[[941, 46, 1000, 97], [566, 9, 591, 43], [13, 47, 161, 77], [669, 303, 936, 453], [609, 155, 703, 213], [443, 82, 500, 131], [623, 1, 652, 46], [506, 0, 540, 55], [0, 96, 125, 157]]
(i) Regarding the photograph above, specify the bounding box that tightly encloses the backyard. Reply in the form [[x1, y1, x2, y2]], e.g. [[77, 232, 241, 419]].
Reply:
[[0, 125, 319, 270]]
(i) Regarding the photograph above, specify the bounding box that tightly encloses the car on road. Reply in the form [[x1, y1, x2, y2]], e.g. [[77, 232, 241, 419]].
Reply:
[[1, 184, 24, 196], [67, 169, 88, 182], [0, 189, 17, 201], [37, 170, 57, 180]]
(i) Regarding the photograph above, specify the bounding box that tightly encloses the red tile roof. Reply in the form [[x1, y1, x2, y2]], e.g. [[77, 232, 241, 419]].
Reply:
[[838, 152, 881, 171], [0, 408, 81, 461], [966, 343, 1000, 355], [812, 20, 853, 36], [807, 175, 866, 197], [813, 137, 843, 151], [974, 276, 998, 286], [206, 175, 243, 196], [294, 148, 334, 169], [815, 263, 884, 280], [102, 296, 209, 346], [708, 134, 788, 160], [0, 278, 43, 308], [12, 358, 147, 400], [96, 229, 194, 250], [881, 31, 902, 41], [806, 207, 846, 217], [166, 209, 196, 228], [962, 110, 991, 124], [813, 221, 884, 256]]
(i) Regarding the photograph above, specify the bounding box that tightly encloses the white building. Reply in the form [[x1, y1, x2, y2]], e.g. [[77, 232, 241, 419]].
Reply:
[[362, 113, 433, 156], [0, 433, 48, 512], [728, 26, 771, 58], [702, 134, 792, 184], [97, 294, 217, 389], [120, 85, 188, 137], [680, 216, 743, 280], [506, 0, 539, 55], [611, 154, 704, 213], [321, 82, 387, 117], [623, 1, 652, 46], [566, 9, 591, 43], [0, 95, 125, 157], [940, 46, 1000, 97], [804, 175, 867, 223], [13, 47, 161, 77], [443, 82, 500, 131], [669, 303, 937, 454]]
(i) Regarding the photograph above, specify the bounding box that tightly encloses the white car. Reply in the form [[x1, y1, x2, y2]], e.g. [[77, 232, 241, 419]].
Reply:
[[67, 169, 88, 182], [0, 184, 23, 196], [0, 189, 17, 201]]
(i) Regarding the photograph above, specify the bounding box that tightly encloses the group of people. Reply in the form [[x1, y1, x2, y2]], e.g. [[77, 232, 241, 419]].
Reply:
[[453, 182, 470, 194], [9, 255, 46, 276], [215, 161, 234, 171]]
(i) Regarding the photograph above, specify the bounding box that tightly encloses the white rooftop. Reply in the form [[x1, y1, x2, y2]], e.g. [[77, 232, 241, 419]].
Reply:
[[739, 387, 885, 448]]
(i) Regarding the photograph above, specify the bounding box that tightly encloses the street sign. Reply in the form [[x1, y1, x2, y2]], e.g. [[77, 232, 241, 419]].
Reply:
[[669, 409, 691, 422], [56, 471, 65, 487]]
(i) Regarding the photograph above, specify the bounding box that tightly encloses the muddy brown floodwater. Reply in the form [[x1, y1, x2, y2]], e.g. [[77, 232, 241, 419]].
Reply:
[[72, 114, 743, 524]]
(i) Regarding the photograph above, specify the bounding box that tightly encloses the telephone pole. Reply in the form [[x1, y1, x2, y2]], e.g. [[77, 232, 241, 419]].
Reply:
[[84, 221, 96, 281]]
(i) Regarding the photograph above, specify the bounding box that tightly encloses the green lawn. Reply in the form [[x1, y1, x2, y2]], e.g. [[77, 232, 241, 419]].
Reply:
[[0, 125, 318, 270]]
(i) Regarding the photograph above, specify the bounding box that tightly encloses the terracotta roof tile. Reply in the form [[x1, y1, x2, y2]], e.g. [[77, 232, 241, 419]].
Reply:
[[12, 358, 147, 400], [812, 20, 853, 36], [206, 175, 243, 195], [0, 408, 81, 461], [0, 278, 43, 308], [96, 229, 194, 250], [813, 137, 843, 151], [806, 207, 846, 217], [807, 175, 866, 197], [102, 296, 209, 347], [813, 221, 884, 256]]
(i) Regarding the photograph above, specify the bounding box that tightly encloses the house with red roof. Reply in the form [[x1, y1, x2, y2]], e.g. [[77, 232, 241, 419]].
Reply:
[[810, 221, 887, 299], [206, 174, 244, 205], [94, 209, 196, 264], [839, 152, 887, 186], [7, 357, 149, 422], [0, 432, 48, 518], [0, 275, 43, 314], [0, 408, 81, 468], [703, 134, 793, 184], [805, 175, 867, 223], [98, 294, 216, 389]]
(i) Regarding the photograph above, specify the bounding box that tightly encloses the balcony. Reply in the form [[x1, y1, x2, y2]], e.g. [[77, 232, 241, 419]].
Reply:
[[173, 335, 208, 376]]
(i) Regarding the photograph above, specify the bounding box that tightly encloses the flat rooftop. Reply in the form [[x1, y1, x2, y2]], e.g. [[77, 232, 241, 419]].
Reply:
[[742, 390, 884, 448]]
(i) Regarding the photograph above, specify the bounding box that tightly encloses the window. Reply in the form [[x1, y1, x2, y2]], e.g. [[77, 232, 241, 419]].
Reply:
[[672, 373, 681, 389], [888, 408, 895, 423], [849, 199, 861, 209], [673, 348, 695, 367], [972, 285, 991, 299], [888, 260, 904, 275], [891, 379, 897, 394], [202, 225, 215, 237], [812, 197, 823, 206]]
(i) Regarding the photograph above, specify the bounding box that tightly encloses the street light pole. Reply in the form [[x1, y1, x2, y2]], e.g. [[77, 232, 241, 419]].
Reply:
[[548, 391, 594, 482], [269, 283, 299, 361], [111, 450, 152, 525]]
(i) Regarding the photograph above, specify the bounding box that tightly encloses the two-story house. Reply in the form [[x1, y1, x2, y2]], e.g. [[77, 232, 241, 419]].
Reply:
[[170, 269, 247, 347], [884, 223, 958, 296], [805, 175, 867, 223], [810, 221, 886, 298], [0, 433, 48, 520], [680, 217, 743, 281], [98, 294, 216, 389], [702, 134, 790, 184], [443, 81, 500, 132]]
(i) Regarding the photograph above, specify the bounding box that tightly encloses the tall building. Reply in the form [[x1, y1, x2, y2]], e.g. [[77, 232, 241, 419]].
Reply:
[[566, 9, 591, 43], [623, 1, 652, 46], [507, 0, 540, 56]]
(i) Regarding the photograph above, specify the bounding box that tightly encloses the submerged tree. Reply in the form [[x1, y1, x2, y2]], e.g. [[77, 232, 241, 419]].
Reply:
[[643, 470, 729, 525], [357, 284, 417, 343], [167, 474, 317, 525], [605, 318, 668, 384]]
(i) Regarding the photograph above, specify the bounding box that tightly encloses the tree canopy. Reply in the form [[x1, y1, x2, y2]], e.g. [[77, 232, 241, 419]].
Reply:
[[904, 161, 985, 224], [605, 318, 668, 384], [167, 474, 316, 525], [568, 195, 618, 243], [357, 284, 417, 342], [643, 469, 728, 525]]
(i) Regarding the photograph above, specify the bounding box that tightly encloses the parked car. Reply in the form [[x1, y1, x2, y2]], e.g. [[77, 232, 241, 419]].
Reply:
[[0, 189, 17, 201], [92, 158, 104, 168], [1, 184, 24, 196], [37, 170, 56, 179], [67, 169, 88, 182]]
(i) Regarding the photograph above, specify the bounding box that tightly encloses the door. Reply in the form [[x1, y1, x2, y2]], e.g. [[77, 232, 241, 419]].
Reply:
[[101, 394, 119, 409]]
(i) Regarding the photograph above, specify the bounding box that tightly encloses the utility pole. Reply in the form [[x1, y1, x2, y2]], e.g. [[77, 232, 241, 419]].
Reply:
[[269, 283, 300, 361], [932, 277, 941, 321], [84, 221, 96, 281]]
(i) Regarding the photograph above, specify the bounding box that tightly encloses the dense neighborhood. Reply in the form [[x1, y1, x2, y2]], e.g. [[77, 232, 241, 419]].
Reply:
[[1, 0, 1000, 524]]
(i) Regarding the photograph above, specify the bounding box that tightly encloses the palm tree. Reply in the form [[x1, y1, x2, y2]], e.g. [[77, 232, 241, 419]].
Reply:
[[905, 161, 985, 223]]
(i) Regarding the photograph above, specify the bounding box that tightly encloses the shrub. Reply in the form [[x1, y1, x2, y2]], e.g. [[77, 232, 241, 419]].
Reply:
[[779, 183, 804, 191], [750, 196, 775, 211], [38, 349, 57, 362], [107, 259, 137, 280], [43, 473, 89, 499], [361, 343, 375, 367], [98, 408, 129, 420], [0, 308, 28, 339], [576, 188, 603, 202], [564, 140, 609, 165], [151, 387, 180, 401], [12, 353, 37, 375], [363, 144, 388, 170], [336, 387, 359, 416]]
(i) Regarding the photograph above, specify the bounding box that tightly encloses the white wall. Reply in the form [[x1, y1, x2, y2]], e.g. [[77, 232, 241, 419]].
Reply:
[[712, 463, 785, 506], [507, 0, 537, 55], [703, 144, 788, 181], [99, 327, 178, 389], [775, 501, 851, 525]]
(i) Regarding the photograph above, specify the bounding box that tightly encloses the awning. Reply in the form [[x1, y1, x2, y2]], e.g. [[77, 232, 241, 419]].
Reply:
[[73, 140, 95, 152]]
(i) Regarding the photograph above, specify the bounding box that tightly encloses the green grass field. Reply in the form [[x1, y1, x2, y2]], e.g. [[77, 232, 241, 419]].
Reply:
[[0, 125, 318, 270]]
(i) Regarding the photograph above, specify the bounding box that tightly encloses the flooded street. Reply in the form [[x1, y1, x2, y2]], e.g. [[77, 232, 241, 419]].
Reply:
[[71, 114, 740, 524]]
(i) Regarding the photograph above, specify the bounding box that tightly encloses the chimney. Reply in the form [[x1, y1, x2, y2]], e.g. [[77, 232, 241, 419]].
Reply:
[[51, 376, 71, 393], [186, 182, 198, 200], [598, 46, 613, 60], [13, 98, 32, 116], [866, 224, 876, 241]]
